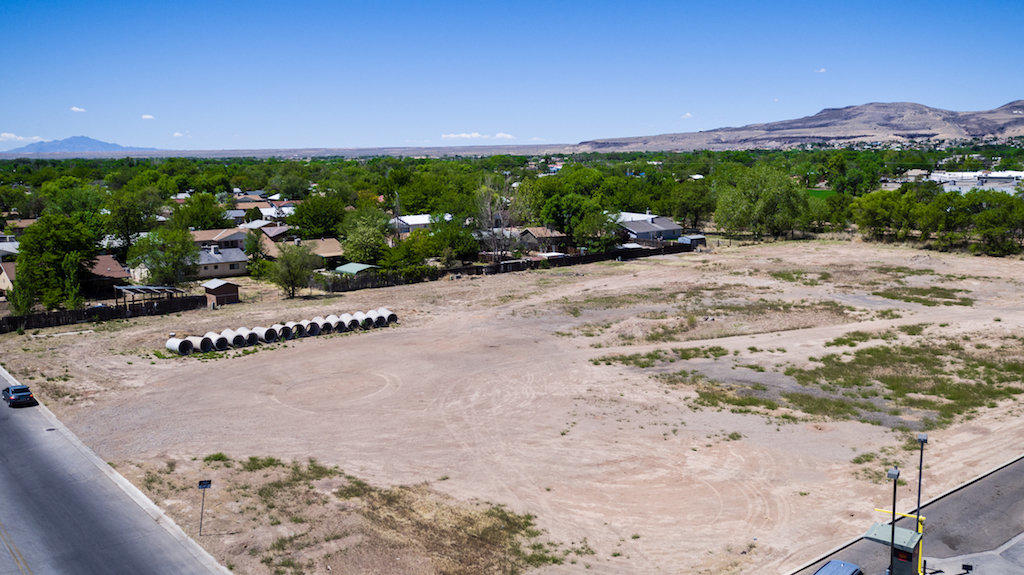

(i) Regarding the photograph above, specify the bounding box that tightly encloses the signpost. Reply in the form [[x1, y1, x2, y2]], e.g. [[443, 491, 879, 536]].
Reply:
[[198, 480, 212, 536]]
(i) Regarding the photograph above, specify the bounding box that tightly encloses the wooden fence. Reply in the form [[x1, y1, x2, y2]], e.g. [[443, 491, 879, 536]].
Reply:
[[0, 295, 207, 334], [313, 242, 696, 294]]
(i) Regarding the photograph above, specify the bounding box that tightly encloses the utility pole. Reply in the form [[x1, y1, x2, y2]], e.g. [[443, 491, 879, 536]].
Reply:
[[887, 467, 900, 575]]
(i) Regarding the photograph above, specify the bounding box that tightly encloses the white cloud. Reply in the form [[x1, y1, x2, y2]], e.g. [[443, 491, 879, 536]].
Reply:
[[440, 131, 517, 140], [0, 132, 43, 143], [141, 114, 155, 120], [528, 137, 545, 142], [70, 106, 86, 112], [441, 132, 487, 140], [814, 67, 827, 73], [172, 132, 184, 138], [773, 97, 780, 102], [681, 112, 693, 119]]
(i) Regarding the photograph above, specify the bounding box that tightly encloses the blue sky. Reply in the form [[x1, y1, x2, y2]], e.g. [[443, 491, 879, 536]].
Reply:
[[2, 0, 1023, 151]]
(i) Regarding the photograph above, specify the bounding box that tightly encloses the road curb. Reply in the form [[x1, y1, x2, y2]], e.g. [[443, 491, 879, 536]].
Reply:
[[0, 363, 230, 575], [786, 450, 1024, 575]]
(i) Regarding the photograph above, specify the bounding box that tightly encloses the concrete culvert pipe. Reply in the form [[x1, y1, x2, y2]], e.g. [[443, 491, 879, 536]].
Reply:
[[204, 331, 230, 351], [253, 326, 278, 343], [272, 323, 293, 340], [285, 321, 305, 338], [313, 316, 333, 334], [186, 335, 214, 353], [353, 311, 372, 329], [326, 315, 342, 332], [236, 327, 259, 346], [340, 313, 358, 331], [377, 308, 398, 324], [367, 310, 386, 328], [165, 338, 193, 355], [300, 319, 320, 336], [221, 329, 248, 348]]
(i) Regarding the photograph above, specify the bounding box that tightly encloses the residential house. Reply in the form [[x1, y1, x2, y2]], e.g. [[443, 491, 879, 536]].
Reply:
[[389, 213, 452, 234], [259, 205, 295, 222], [224, 209, 247, 225], [616, 212, 683, 241], [519, 227, 569, 251], [260, 225, 294, 242], [240, 219, 273, 230], [0, 239, 18, 261], [197, 245, 248, 279], [261, 237, 344, 268], [191, 228, 247, 250], [0, 261, 14, 293], [84, 254, 131, 296], [3, 218, 36, 237]]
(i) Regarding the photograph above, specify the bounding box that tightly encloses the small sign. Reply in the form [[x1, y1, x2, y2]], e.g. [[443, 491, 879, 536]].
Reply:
[[198, 480, 212, 490]]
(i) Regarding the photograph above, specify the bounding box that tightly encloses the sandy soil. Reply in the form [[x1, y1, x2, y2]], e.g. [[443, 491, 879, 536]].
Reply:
[[3, 240, 1024, 574]]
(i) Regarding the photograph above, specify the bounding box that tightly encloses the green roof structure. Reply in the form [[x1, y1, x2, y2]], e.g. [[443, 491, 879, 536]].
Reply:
[[335, 263, 378, 275]]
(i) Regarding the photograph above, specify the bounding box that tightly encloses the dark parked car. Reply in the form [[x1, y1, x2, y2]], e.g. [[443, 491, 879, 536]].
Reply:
[[813, 560, 863, 575], [2, 385, 37, 407]]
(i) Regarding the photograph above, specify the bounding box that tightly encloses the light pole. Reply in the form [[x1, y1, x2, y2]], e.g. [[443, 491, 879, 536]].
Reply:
[[915, 433, 928, 533], [887, 466, 900, 575]]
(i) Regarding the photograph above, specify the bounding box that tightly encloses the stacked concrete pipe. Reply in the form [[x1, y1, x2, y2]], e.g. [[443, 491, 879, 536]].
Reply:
[[285, 321, 305, 338], [236, 327, 259, 346], [253, 326, 278, 343], [165, 338, 193, 355], [272, 323, 292, 340], [221, 329, 248, 347], [186, 335, 214, 353], [300, 319, 320, 336], [312, 316, 333, 334], [377, 308, 398, 324], [204, 331, 230, 351], [340, 313, 358, 330]]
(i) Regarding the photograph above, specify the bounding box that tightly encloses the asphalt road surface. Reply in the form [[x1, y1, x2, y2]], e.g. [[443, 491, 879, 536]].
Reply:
[[0, 368, 225, 575], [794, 454, 1024, 575]]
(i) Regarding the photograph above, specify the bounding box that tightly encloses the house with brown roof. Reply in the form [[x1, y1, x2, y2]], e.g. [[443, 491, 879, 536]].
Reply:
[[261, 236, 344, 268], [190, 228, 247, 250], [519, 227, 569, 250], [3, 218, 37, 237], [84, 254, 131, 296]]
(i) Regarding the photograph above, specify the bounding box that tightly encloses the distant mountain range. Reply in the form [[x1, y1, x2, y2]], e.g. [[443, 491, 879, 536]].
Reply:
[[3, 101, 1023, 159], [576, 100, 1024, 152], [3, 136, 157, 155]]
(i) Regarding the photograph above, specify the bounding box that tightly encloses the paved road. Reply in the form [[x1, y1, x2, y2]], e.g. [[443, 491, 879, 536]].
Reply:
[[794, 454, 1024, 575], [0, 368, 225, 575]]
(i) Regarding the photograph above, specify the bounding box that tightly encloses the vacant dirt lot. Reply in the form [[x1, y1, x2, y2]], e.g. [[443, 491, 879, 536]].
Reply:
[[3, 240, 1024, 574]]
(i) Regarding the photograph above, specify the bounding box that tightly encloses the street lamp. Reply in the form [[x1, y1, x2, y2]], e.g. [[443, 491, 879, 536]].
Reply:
[[887, 466, 900, 575], [915, 433, 928, 534]]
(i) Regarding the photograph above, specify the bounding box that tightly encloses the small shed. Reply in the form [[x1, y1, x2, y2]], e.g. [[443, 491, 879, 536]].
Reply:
[[201, 279, 240, 306], [335, 262, 378, 275]]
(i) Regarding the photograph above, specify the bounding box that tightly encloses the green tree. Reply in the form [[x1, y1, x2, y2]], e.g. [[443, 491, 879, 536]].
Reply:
[[342, 214, 390, 264], [169, 193, 229, 230], [288, 194, 347, 239], [127, 227, 199, 286], [715, 166, 808, 238], [106, 186, 162, 259], [243, 228, 268, 261], [270, 242, 319, 298], [7, 277, 35, 317], [15, 213, 100, 309], [428, 215, 479, 265]]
